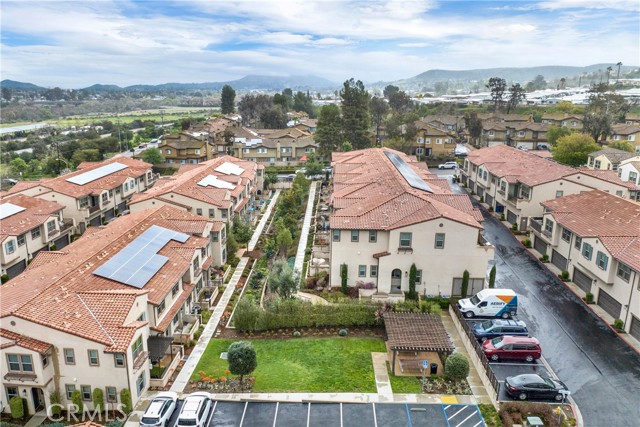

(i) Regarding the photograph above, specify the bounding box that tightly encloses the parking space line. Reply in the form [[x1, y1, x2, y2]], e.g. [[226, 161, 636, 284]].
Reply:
[[340, 403, 343, 427], [473, 421, 484, 427], [306, 402, 311, 427], [372, 403, 378, 427], [405, 404, 413, 427], [449, 406, 467, 420], [489, 362, 543, 366], [441, 405, 452, 427], [272, 402, 279, 427], [239, 401, 248, 427], [455, 412, 476, 427]]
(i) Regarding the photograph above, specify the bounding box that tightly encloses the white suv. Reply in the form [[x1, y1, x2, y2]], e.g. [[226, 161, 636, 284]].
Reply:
[[176, 392, 212, 427], [140, 392, 178, 427], [438, 161, 458, 170]]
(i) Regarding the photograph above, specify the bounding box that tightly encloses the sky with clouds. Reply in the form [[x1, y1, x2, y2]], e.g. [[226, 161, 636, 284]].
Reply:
[[1, 0, 638, 88]]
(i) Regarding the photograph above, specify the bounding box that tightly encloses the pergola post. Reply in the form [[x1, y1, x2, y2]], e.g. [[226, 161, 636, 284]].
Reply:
[[392, 349, 397, 375]]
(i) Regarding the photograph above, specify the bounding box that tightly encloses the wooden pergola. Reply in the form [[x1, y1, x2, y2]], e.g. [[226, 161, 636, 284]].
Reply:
[[384, 312, 455, 376]]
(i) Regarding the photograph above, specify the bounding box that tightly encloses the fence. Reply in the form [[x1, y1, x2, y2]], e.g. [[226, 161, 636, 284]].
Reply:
[[449, 303, 501, 404]]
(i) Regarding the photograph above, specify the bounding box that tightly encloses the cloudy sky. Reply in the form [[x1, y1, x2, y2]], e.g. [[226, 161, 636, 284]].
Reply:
[[1, 0, 638, 88]]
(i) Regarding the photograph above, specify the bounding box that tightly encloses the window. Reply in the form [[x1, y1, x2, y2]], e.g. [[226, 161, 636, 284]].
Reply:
[[617, 262, 631, 282], [47, 221, 56, 233], [196, 208, 202, 216], [435, 233, 445, 249], [616, 190, 623, 197], [555, 190, 564, 198], [544, 219, 554, 234], [596, 251, 609, 270], [195, 149, 201, 155], [417, 137, 423, 144], [81, 385, 92, 401], [88, 350, 99, 366], [582, 242, 593, 260], [165, 149, 172, 154], [629, 172, 638, 182], [483, 171, 488, 180], [257, 148, 267, 154], [114, 353, 125, 367], [101, 192, 108, 203], [369, 230, 377, 243], [211, 231, 219, 242], [64, 348, 75, 365], [221, 209, 228, 219], [370, 265, 378, 277], [31, 227, 41, 239], [425, 138, 431, 144], [106, 387, 117, 403], [4, 240, 16, 255], [132, 336, 143, 360], [157, 299, 166, 315], [399, 232, 412, 248], [521, 186, 530, 199], [208, 208, 215, 218], [7, 354, 33, 372], [436, 139, 442, 144], [172, 283, 179, 296], [572, 121, 577, 126], [613, 135, 620, 141], [351, 230, 359, 242], [42, 353, 49, 368], [416, 270, 422, 285], [489, 131, 495, 136], [332, 229, 340, 242], [80, 197, 89, 208], [358, 265, 366, 277], [6, 387, 18, 402], [65, 384, 76, 400], [561, 228, 572, 242], [416, 148, 423, 155], [17, 234, 25, 246], [518, 131, 525, 137], [574, 236, 582, 250], [628, 135, 636, 141], [136, 371, 146, 395]]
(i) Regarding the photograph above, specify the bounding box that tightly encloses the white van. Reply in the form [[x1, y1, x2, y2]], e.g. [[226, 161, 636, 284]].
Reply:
[[457, 289, 518, 319]]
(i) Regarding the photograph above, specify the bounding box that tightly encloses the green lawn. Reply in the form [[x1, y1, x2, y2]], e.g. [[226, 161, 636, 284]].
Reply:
[[386, 362, 422, 394], [193, 338, 386, 393]]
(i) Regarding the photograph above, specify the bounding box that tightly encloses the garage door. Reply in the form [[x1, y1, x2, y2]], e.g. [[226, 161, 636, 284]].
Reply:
[[573, 268, 592, 293], [630, 316, 640, 341], [533, 236, 548, 255], [89, 215, 102, 227], [6, 260, 27, 279], [477, 187, 485, 198], [468, 180, 475, 191], [104, 208, 115, 221], [54, 235, 70, 250], [551, 250, 567, 271], [118, 201, 127, 213], [598, 289, 622, 320], [486, 194, 494, 206]]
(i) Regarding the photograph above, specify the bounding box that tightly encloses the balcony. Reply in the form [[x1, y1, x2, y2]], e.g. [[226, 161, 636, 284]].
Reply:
[[88, 204, 100, 214], [4, 371, 37, 382], [59, 219, 74, 234], [543, 229, 553, 238], [397, 246, 413, 254], [530, 218, 543, 233], [132, 351, 149, 372]]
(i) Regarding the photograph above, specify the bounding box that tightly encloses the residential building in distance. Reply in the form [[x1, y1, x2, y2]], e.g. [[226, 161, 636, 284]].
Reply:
[[4, 158, 154, 234], [624, 113, 640, 126], [413, 121, 457, 157], [618, 161, 640, 186], [329, 148, 494, 299], [505, 122, 550, 150], [0, 205, 221, 414], [1, 194, 74, 279], [481, 120, 509, 147], [527, 190, 640, 340], [606, 124, 640, 152], [129, 156, 260, 245], [155, 132, 213, 166], [230, 127, 318, 165], [587, 147, 640, 171], [461, 146, 640, 231], [541, 113, 583, 129]]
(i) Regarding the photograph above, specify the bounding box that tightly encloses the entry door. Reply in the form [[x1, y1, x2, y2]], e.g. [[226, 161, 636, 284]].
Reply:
[[391, 269, 402, 293]]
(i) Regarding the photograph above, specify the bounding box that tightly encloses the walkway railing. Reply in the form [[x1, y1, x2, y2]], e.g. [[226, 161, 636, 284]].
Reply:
[[294, 182, 318, 275]]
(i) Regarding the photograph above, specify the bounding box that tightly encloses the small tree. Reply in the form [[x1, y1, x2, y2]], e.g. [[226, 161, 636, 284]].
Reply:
[[227, 341, 257, 389], [120, 389, 133, 414], [92, 388, 104, 413], [461, 270, 470, 298], [49, 391, 62, 416], [445, 352, 470, 381], [234, 299, 261, 333], [71, 390, 83, 414], [488, 266, 496, 289], [340, 263, 348, 294], [407, 263, 418, 300], [552, 133, 600, 166], [9, 396, 25, 419], [268, 258, 298, 299], [141, 147, 164, 165]]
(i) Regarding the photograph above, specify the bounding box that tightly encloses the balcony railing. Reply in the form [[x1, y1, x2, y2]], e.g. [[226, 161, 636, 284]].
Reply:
[[530, 218, 543, 233], [397, 246, 413, 254], [543, 229, 553, 238], [88, 205, 100, 214], [4, 371, 37, 382], [60, 219, 74, 233], [132, 351, 149, 372]]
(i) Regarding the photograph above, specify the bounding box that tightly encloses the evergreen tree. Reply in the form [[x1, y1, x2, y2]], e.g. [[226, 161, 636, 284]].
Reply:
[[315, 104, 343, 157], [340, 78, 371, 149], [221, 85, 236, 114]]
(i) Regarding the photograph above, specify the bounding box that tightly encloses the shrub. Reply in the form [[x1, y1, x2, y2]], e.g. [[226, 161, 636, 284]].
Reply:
[[1, 274, 9, 284], [120, 389, 133, 414], [106, 422, 124, 427], [92, 388, 104, 413], [613, 319, 624, 331], [49, 391, 62, 416], [560, 271, 569, 281], [522, 238, 531, 247], [49, 244, 57, 251], [444, 352, 469, 381], [539, 254, 549, 262], [340, 263, 348, 294], [234, 299, 261, 333], [584, 292, 594, 304], [293, 330, 301, 337], [478, 404, 502, 427], [9, 396, 25, 419], [488, 206, 494, 212], [488, 265, 496, 289], [71, 390, 83, 414], [338, 328, 348, 336], [461, 270, 470, 298], [511, 223, 518, 231], [407, 263, 418, 301], [500, 213, 505, 221]]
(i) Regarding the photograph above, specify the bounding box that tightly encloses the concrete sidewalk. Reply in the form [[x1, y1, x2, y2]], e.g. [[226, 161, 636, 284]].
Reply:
[[293, 182, 318, 274]]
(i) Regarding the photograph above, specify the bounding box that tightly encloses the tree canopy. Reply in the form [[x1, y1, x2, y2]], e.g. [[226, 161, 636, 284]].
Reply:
[[552, 133, 599, 166], [227, 341, 257, 387], [583, 83, 629, 142], [546, 125, 571, 146], [268, 257, 299, 299], [486, 77, 506, 111], [507, 83, 526, 114], [141, 147, 164, 165], [340, 78, 371, 149], [315, 104, 343, 157], [221, 85, 236, 114]]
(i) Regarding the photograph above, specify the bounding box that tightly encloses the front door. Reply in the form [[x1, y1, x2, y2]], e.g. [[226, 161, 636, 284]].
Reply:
[[31, 387, 43, 411], [391, 269, 402, 294]]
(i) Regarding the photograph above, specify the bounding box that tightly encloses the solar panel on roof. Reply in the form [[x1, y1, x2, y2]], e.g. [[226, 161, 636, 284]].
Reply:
[[93, 225, 190, 288], [66, 162, 129, 185], [0, 203, 26, 220], [197, 175, 236, 189], [384, 151, 433, 193], [215, 162, 244, 175]]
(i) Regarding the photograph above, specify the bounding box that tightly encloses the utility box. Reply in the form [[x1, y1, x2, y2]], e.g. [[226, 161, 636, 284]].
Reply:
[[525, 416, 544, 427]]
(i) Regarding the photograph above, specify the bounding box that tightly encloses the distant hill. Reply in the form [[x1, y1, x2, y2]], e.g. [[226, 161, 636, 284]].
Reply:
[[83, 84, 124, 92], [0, 80, 46, 91], [392, 63, 637, 89]]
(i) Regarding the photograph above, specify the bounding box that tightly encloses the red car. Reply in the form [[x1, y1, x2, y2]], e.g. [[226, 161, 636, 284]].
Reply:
[[482, 335, 541, 362]]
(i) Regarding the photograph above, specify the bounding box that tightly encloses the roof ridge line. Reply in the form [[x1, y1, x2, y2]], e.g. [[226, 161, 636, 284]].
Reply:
[[75, 293, 116, 347]]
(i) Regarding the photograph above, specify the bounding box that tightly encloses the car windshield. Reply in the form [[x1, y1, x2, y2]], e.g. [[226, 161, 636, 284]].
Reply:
[[177, 420, 197, 426], [490, 337, 504, 348], [543, 377, 556, 388], [469, 295, 480, 305], [480, 320, 493, 330], [141, 418, 159, 425]]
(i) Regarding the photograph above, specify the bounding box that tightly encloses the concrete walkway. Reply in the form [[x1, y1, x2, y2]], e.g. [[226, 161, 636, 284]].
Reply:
[[295, 291, 330, 305], [248, 189, 280, 251], [293, 182, 318, 274], [371, 352, 393, 398], [24, 410, 47, 427]]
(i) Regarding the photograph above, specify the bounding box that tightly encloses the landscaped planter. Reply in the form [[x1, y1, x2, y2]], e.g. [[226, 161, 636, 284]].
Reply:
[[358, 288, 376, 299]]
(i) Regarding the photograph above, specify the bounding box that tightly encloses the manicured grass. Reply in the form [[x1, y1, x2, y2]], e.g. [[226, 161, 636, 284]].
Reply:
[[386, 363, 422, 394], [193, 338, 386, 393]]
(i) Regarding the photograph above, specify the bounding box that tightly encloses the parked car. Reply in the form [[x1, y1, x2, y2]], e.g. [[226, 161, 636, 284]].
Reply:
[[140, 392, 178, 427], [482, 335, 541, 362], [504, 374, 569, 401], [177, 392, 213, 427], [438, 161, 458, 170], [473, 319, 528, 342]]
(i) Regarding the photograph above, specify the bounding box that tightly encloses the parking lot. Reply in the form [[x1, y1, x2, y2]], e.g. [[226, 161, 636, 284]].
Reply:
[[165, 400, 485, 427], [464, 318, 559, 403]]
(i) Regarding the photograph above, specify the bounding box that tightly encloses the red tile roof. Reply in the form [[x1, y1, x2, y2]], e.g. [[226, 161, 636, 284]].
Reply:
[[152, 283, 196, 332], [1, 194, 65, 241], [0, 328, 53, 354]]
